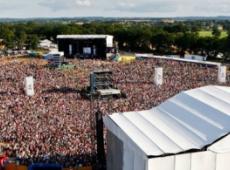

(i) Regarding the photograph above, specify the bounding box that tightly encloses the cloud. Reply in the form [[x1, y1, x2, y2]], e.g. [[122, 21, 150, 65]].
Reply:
[[194, 1, 230, 14], [108, 0, 178, 13], [38, 0, 92, 11], [75, 0, 91, 7], [1, 0, 230, 18], [0, 1, 23, 11], [104, 0, 178, 13], [38, 0, 179, 14]]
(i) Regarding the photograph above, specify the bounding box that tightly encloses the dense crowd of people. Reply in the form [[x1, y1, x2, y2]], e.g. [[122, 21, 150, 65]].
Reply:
[[0, 58, 229, 168]]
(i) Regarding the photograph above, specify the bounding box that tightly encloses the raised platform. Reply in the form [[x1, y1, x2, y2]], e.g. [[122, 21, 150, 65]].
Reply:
[[97, 89, 121, 96]]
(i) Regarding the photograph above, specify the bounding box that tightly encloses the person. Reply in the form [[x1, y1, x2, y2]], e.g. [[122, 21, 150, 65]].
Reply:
[[0, 57, 228, 167]]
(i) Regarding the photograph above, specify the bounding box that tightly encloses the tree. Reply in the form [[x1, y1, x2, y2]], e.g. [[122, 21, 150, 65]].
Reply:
[[151, 31, 175, 54], [27, 35, 39, 49], [163, 23, 189, 33], [175, 32, 198, 56], [212, 26, 221, 38], [227, 29, 230, 48], [222, 29, 230, 62], [0, 25, 15, 49], [16, 31, 27, 49]]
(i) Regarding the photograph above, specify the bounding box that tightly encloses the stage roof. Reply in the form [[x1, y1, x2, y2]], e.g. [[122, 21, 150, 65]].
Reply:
[[57, 34, 113, 39]]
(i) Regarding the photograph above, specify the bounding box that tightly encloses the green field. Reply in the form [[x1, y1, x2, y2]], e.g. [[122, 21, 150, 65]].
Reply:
[[198, 31, 228, 39]]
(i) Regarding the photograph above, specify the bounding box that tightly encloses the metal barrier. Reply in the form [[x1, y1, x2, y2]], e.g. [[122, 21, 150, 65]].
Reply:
[[63, 167, 92, 170], [29, 164, 62, 170], [5, 163, 17, 170], [5, 163, 92, 170]]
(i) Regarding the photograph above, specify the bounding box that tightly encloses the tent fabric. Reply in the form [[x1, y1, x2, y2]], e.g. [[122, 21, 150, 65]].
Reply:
[[104, 85, 230, 157], [147, 151, 230, 170], [208, 134, 230, 153]]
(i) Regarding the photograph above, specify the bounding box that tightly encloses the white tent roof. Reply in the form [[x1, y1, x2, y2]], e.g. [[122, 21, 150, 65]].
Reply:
[[40, 39, 52, 43], [57, 34, 113, 39], [104, 86, 230, 157]]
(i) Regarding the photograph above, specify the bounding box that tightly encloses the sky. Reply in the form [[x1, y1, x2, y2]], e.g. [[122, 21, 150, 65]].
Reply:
[[0, 0, 230, 18]]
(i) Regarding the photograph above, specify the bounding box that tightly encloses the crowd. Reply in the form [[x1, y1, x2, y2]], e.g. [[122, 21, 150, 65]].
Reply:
[[0, 58, 229, 168]]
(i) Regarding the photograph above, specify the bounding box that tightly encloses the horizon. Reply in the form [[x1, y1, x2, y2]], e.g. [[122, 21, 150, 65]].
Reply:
[[0, 15, 230, 19]]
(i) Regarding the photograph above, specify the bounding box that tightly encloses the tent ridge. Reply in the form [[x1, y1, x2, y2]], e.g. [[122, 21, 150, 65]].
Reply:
[[133, 111, 184, 152]]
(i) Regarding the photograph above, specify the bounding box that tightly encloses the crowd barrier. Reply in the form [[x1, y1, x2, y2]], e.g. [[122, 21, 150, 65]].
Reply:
[[5, 163, 27, 170], [120, 55, 136, 63], [63, 167, 92, 170], [5, 163, 92, 170]]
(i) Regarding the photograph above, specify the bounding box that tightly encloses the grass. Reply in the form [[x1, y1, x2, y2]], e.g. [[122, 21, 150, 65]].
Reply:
[[198, 30, 228, 39]]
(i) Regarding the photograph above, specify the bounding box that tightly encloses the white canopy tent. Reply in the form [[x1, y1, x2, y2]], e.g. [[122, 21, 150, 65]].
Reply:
[[104, 86, 230, 170]]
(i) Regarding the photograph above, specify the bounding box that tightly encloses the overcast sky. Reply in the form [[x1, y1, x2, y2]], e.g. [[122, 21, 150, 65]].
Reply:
[[0, 0, 230, 18]]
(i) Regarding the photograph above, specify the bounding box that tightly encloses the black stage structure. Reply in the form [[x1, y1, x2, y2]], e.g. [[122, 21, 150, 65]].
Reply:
[[57, 35, 114, 60], [85, 70, 123, 170]]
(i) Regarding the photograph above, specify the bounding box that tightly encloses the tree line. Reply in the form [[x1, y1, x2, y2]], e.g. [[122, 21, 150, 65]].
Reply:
[[0, 21, 230, 61]]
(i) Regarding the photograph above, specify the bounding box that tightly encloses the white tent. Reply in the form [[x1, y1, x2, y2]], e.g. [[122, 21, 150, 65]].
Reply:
[[104, 86, 230, 170], [39, 39, 53, 49]]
